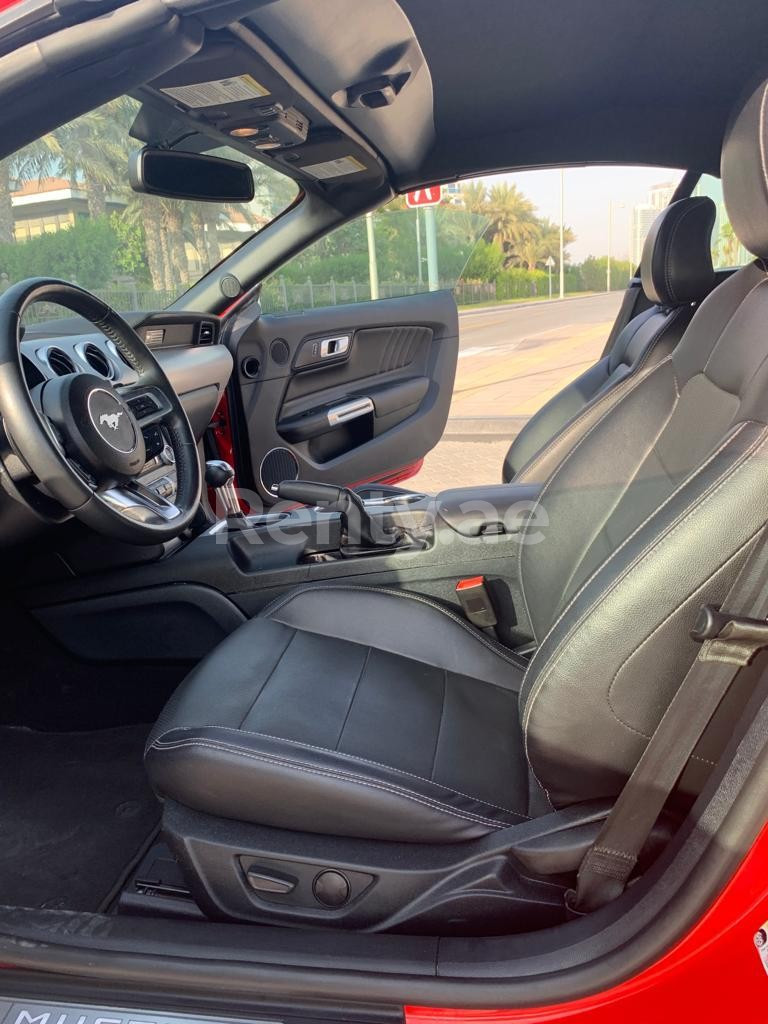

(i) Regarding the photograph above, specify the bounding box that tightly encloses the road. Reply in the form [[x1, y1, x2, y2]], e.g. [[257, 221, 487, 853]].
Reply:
[[408, 292, 624, 492]]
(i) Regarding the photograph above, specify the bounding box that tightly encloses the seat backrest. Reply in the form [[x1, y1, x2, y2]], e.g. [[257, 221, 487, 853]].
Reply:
[[519, 79, 768, 809], [503, 197, 716, 483]]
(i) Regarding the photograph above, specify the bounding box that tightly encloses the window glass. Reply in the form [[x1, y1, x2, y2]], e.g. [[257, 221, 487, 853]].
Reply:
[[271, 166, 683, 494], [0, 96, 298, 321], [694, 174, 753, 269]]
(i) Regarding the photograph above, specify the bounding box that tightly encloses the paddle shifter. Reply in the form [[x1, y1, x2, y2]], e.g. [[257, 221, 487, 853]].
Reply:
[[277, 480, 404, 549]]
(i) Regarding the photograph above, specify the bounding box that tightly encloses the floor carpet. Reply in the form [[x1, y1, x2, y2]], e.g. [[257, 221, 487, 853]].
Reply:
[[0, 724, 160, 911]]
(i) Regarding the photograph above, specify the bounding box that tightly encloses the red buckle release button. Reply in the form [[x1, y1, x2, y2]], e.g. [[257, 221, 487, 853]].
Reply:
[[455, 576, 498, 628]]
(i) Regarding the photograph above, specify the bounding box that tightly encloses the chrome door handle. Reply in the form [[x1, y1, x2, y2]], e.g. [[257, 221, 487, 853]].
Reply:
[[327, 396, 374, 427], [319, 335, 350, 358]]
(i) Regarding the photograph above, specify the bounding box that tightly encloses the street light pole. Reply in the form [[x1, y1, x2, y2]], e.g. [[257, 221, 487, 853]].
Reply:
[[607, 201, 613, 293], [424, 204, 439, 291], [365, 211, 379, 300], [415, 207, 423, 286], [559, 168, 565, 300]]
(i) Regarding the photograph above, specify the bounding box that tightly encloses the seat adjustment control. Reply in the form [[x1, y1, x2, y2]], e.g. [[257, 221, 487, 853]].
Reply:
[[313, 869, 350, 907], [245, 867, 297, 895]]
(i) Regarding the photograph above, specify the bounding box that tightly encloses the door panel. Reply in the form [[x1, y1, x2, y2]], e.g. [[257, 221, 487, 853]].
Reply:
[[231, 290, 459, 503]]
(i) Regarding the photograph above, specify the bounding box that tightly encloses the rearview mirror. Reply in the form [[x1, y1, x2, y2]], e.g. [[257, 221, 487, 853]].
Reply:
[[129, 147, 255, 203]]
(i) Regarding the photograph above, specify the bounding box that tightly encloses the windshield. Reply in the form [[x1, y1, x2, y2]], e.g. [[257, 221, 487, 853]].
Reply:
[[0, 97, 298, 319]]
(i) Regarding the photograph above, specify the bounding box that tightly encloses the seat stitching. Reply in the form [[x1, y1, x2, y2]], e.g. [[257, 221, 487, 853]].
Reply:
[[524, 423, 764, 717], [522, 428, 768, 773], [603, 534, 760, 764], [702, 277, 768, 374], [514, 303, 685, 487], [263, 584, 529, 671], [238, 628, 296, 729], [335, 645, 371, 751], [430, 669, 447, 781], [523, 421, 753, 686], [149, 739, 523, 828], [515, 348, 671, 486], [516, 357, 675, 642], [554, 375, 681, 616], [153, 723, 531, 818], [759, 81, 768, 197]]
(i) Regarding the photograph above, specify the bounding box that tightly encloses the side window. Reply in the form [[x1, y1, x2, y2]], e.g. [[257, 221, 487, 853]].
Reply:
[[265, 167, 687, 494], [260, 198, 487, 313], [694, 174, 752, 269]]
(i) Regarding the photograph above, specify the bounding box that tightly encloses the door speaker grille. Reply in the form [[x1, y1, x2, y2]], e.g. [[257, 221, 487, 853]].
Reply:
[[260, 446, 299, 494]]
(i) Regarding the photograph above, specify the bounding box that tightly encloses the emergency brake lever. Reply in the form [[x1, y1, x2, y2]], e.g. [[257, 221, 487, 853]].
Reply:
[[276, 480, 404, 548]]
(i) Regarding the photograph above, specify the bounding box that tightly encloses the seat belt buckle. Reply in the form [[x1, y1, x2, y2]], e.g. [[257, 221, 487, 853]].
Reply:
[[456, 576, 498, 629], [691, 604, 768, 665]]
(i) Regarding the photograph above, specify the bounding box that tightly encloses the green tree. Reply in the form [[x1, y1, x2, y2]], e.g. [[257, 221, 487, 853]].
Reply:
[[717, 222, 742, 268], [41, 100, 134, 218], [463, 238, 504, 281], [484, 182, 537, 266]]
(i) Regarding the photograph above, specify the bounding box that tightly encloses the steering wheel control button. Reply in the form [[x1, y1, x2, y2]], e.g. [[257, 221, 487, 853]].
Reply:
[[312, 870, 350, 908], [41, 372, 146, 481], [245, 867, 297, 896]]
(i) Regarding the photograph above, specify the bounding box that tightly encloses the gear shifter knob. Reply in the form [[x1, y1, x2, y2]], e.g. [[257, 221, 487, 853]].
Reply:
[[205, 459, 243, 519]]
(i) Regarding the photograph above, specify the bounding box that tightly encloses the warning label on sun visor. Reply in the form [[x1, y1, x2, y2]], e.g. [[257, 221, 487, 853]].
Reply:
[[161, 76, 270, 108], [299, 156, 367, 179]]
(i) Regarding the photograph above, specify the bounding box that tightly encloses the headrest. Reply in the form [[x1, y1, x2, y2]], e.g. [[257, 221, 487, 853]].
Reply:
[[721, 79, 768, 259], [640, 196, 715, 307]]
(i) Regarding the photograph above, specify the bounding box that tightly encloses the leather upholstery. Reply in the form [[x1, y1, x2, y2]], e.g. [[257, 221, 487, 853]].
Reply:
[[503, 196, 715, 481], [640, 196, 716, 306], [147, 78, 768, 850], [721, 79, 768, 259], [146, 586, 549, 843]]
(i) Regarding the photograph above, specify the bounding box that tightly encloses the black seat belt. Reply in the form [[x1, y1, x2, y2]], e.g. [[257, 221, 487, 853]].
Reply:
[[568, 525, 768, 915]]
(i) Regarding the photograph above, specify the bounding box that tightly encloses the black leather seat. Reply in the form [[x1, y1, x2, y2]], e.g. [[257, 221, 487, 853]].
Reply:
[[502, 194, 715, 482], [146, 79, 768, 930], [146, 586, 548, 845], [357, 194, 715, 500]]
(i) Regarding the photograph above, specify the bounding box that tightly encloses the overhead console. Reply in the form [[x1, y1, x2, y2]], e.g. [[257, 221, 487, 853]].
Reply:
[[135, 27, 389, 210]]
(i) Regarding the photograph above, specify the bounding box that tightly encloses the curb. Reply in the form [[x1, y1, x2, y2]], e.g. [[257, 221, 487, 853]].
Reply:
[[458, 292, 609, 317], [443, 415, 528, 441]]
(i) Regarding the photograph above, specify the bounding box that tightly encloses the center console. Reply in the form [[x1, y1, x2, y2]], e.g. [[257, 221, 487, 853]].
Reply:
[[20, 480, 543, 668]]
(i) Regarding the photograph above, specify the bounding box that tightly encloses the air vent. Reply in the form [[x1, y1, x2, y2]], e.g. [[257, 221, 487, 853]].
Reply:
[[108, 341, 133, 368], [198, 321, 215, 345], [82, 343, 112, 378], [46, 347, 75, 376]]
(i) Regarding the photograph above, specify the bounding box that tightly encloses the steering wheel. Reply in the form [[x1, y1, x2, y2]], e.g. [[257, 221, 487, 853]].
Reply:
[[0, 278, 201, 544]]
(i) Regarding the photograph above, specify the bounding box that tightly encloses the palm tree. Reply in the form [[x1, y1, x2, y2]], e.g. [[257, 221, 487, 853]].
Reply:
[[0, 139, 59, 245], [41, 103, 131, 218], [517, 218, 575, 270], [484, 182, 537, 266], [461, 181, 488, 215]]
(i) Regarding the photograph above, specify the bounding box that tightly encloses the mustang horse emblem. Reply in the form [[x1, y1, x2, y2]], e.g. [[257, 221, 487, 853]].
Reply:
[[99, 411, 124, 431]]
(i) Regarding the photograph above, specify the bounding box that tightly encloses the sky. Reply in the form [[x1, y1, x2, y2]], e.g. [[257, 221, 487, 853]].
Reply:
[[475, 165, 685, 263]]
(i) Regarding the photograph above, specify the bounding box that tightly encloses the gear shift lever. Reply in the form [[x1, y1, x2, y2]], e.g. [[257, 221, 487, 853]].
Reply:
[[205, 459, 244, 521], [277, 479, 403, 548]]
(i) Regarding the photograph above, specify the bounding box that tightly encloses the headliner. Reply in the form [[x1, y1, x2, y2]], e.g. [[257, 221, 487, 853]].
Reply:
[[396, 0, 768, 185]]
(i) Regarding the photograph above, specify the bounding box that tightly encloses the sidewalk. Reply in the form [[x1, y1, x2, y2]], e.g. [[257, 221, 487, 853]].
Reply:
[[449, 319, 608, 420], [407, 305, 615, 492]]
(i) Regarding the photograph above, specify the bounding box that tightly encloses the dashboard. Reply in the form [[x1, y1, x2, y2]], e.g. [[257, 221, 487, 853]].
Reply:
[[3, 311, 233, 542]]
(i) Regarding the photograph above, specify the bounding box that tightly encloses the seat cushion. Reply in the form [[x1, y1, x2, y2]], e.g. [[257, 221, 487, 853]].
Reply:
[[146, 585, 542, 843]]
